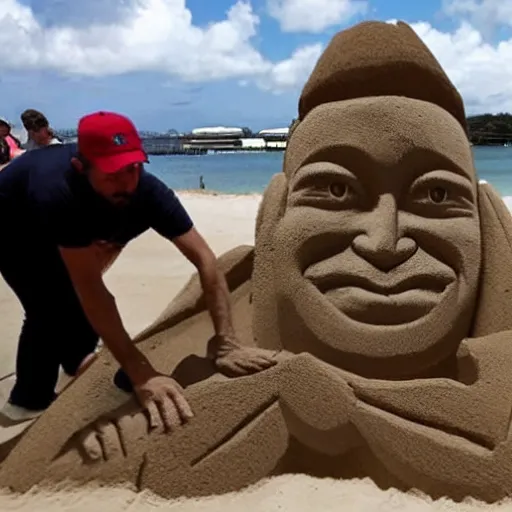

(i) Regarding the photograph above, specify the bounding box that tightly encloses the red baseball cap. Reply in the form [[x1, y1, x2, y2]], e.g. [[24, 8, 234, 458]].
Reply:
[[77, 111, 148, 174]]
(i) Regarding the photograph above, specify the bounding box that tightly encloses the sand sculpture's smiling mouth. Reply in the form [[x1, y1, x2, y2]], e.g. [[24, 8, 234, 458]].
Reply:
[[306, 273, 453, 325]]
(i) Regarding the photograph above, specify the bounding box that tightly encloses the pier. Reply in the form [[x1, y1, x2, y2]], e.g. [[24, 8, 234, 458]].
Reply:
[[55, 126, 289, 156], [142, 135, 207, 155]]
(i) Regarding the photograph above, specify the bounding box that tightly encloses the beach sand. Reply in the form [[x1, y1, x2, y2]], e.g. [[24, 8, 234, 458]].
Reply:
[[0, 192, 509, 511]]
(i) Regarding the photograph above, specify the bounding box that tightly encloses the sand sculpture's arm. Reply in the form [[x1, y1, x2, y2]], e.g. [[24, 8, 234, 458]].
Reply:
[[53, 343, 512, 501], [69, 353, 359, 494], [347, 332, 512, 502]]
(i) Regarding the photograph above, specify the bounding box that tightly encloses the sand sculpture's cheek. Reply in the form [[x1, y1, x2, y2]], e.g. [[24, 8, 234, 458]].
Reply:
[[402, 188, 481, 302]]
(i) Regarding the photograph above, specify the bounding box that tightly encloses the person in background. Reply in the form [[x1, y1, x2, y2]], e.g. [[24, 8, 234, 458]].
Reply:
[[20, 109, 62, 150], [0, 138, 11, 169], [0, 118, 24, 161]]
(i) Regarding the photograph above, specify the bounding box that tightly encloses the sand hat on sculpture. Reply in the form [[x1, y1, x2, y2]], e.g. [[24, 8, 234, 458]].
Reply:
[[292, 21, 467, 135]]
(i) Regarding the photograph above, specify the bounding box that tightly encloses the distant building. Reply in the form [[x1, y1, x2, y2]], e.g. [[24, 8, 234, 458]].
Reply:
[[191, 126, 249, 137], [181, 125, 288, 152], [258, 128, 289, 141], [241, 138, 266, 149], [182, 126, 251, 151]]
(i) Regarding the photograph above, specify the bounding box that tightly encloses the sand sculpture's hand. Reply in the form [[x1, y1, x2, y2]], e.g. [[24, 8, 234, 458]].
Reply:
[[133, 374, 194, 432], [212, 335, 279, 376]]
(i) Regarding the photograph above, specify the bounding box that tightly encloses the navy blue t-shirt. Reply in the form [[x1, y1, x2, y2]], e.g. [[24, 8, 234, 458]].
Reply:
[[0, 143, 193, 248]]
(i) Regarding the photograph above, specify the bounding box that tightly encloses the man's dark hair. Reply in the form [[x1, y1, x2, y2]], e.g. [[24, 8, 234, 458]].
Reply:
[[20, 109, 49, 131]]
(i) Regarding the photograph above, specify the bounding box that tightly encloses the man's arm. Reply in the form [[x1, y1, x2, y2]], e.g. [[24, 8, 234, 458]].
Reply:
[[93, 240, 124, 275], [172, 227, 236, 343], [144, 174, 277, 373], [58, 245, 156, 384], [171, 227, 278, 374], [59, 244, 194, 429]]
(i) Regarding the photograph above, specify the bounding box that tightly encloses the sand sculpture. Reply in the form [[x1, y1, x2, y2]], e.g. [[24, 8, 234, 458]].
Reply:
[[2, 19, 512, 504]]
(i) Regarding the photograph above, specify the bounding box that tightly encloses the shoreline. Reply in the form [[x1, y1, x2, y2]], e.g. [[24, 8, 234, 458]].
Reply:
[[175, 188, 264, 198]]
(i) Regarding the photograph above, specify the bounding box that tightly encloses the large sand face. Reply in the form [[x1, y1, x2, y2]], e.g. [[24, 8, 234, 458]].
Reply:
[[5, 19, 512, 507], [253, 96, 481, 379]]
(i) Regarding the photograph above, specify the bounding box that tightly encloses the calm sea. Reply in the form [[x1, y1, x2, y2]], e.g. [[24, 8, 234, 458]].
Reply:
[[145, 146, 512, 201]]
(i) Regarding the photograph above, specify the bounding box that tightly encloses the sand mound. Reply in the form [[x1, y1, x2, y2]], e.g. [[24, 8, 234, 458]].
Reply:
[[0, 475, 509, 512]]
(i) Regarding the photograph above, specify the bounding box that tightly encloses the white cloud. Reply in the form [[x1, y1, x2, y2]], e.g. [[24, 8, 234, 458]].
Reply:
[[0, 0, 262, 79], [0, 0, 318, 90], [1, 0, 512, 115], [266, 0, 368, 33], [409, 20, 512, 114], [443, 0, 512, 34], [258, 44, 324, 92]]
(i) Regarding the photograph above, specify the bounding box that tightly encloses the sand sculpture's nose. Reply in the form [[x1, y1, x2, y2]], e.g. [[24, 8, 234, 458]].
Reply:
[[352, 194, 416, 271]]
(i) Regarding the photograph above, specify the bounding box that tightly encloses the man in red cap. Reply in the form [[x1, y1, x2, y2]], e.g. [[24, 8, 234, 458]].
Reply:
[[0, 111, 277, 428]]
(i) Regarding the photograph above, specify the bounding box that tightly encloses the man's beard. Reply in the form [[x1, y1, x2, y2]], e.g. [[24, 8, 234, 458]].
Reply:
[[109, 193, 132, 206]]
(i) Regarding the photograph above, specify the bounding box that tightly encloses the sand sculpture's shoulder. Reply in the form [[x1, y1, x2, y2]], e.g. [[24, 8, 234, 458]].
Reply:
[[471, 181, 512, 337]]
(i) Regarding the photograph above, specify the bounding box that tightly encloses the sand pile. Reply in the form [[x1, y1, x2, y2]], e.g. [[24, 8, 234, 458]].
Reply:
[[1, 475, 512, 512]]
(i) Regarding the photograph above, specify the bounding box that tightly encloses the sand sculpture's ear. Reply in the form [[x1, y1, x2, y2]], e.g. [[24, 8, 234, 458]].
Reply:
[[471, 182, 512, 337], [134, 245, 255, 343], [252, 172, 288, 351]]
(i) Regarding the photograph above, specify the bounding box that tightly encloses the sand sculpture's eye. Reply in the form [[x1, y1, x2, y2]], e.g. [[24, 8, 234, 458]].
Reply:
[[429, 187, 448, 203], [329, 182, 348, 198]]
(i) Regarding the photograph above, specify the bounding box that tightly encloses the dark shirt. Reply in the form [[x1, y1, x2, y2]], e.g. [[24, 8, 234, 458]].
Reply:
[[0, 143, 193, 249]]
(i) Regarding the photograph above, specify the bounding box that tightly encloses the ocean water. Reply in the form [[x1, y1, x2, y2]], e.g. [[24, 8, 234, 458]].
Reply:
[[145, 146, 512, 200]]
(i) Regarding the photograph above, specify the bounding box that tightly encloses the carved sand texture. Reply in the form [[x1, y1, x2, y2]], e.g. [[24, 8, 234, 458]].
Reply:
[[2, 19, 512, 505], [0, 260, 255, 492]]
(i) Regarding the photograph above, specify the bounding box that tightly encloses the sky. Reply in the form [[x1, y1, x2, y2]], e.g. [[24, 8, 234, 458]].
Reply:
[[1, 0, 512, 132]]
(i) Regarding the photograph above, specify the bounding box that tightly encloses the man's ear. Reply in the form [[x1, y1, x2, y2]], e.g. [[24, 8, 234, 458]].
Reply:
[[70, 157, 85, 173]]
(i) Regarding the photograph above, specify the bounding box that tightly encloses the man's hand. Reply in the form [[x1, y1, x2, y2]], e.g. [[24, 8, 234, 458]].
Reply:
[[210, 334, 279, 377], [133, 373, 194, 432]]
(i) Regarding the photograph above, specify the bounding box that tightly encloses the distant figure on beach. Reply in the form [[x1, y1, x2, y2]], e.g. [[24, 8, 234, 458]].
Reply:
[[0, 118, 24, 162], [20, 109, 62, 150], [199, 175, 205, 189], [0, 110, 276, 426]]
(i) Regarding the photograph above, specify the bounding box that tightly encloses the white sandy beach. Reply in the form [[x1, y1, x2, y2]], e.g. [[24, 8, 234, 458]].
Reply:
[[0, 192, 511, 511]]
